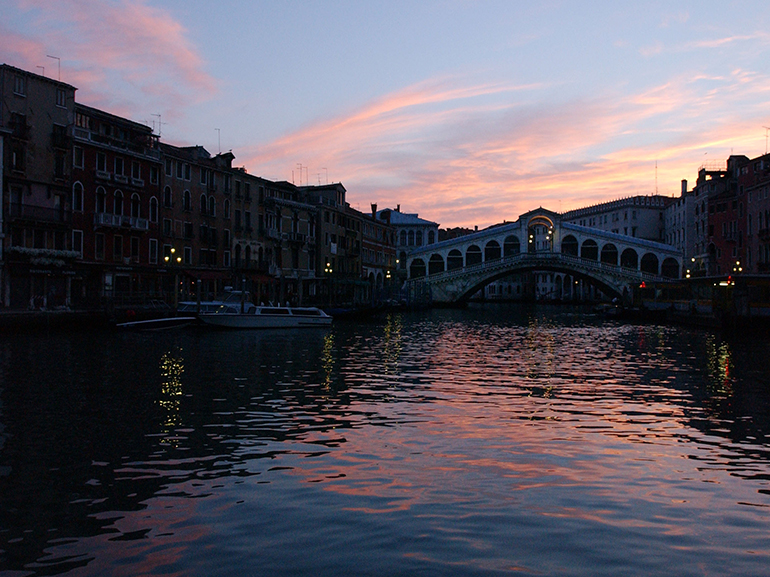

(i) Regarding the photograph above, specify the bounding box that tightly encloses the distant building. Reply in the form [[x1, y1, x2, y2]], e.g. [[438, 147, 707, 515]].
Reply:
[[375, 205, 439, 274], [561, 195, 673, 242]]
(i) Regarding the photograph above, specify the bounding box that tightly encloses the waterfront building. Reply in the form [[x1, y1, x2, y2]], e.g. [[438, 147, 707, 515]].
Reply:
[[375, 206, 439, 275], [561, 195, 673, 242], [663, 180, 695, 276], [0, 64, 78, 309], [70, 104, 162, 306], [738, 153, 770, 273], [358, 204, 398, 304]]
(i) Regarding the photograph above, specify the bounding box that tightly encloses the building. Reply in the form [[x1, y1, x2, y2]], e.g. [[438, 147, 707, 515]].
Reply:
[[738, 153, 770, 273], [358, 204, 398, 304], [663, 180, 694, 276], [1, 64, 78, 308], [561, 195, 673, 242], [70, 104, 162, 306], [375, 206, 439, 275]]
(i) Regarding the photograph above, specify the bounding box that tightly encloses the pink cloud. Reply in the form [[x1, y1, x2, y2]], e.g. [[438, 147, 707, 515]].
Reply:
[[239, 70, 770, 229], [4, 0, 215, 125]]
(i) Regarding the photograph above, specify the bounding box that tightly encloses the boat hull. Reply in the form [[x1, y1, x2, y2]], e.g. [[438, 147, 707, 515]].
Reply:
[[197, 306, 332, 329]]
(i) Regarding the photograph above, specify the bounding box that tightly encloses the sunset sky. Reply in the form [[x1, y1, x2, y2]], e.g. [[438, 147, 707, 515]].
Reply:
[[3, 0, 770, 227]]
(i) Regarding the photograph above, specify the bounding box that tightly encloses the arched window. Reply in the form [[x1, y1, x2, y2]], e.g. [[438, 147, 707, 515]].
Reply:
[[209, 196, 216, 217], [447, 249, 463, 270], [407, 230, 415, 246], [200, 193, 207, 215], [244, 245, 251, 267], [114, 190, 123, 216], [72, 182, 84, 212], [163, 186, 172, 208], [399, 230, 407, 246], [485, 240, 501, 261], [581, 239, 598, 261], [184, 190, 191, 211], [620, 248, 638, 269], [96, 186, 106, 213], [428, 254, 445, 275], [601, 243, 618, 265], [561, 235, 578, 256], [149, 197, 158, 223], [131, 193, 141, 218], [224, 199, 231, 219], [466, 245, 482, 265], [428, 230, 435, 244], [640, 253, 659, 275], [416, 230, 423, 246]]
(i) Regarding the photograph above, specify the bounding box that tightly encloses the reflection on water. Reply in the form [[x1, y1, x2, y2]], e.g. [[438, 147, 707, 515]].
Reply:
[[1, 305, 770, 576]]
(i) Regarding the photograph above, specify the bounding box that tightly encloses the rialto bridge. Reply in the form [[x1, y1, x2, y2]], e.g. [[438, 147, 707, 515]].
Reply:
[[404, 208, 683, 304]]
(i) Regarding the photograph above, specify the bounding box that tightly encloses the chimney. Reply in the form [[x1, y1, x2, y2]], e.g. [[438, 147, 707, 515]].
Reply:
[[371, 203, 377, 218], [681, 179, 687, 195], [396, 204, 400, 212]]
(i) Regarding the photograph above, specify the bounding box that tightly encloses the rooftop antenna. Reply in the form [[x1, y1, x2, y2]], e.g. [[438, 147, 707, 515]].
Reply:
[[655, 160, 658, 195], [36, 66, 44, 77], [215, 128, 221, 154], [764, 126, 770, 155], [151, 113, 165, 138], [296, 163, 304, 186], [46, 55, 60, 81]]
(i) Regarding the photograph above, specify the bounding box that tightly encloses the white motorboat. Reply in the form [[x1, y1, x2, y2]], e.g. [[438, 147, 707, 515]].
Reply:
[[198, 304, 332, 329]]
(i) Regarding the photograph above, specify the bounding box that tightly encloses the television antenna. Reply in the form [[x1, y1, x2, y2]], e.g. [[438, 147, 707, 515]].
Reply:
[[151, 113, 166, 137], [46, 55, 60, 81]]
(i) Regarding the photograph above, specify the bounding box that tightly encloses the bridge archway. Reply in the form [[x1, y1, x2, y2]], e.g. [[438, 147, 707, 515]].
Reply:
[[601, 243, 618, 265], [661, 257, 679, 278], [485, 240, 501, 261], [429, 254, 445, 275], [620, 248, 638, 269], [504, 235, 521, 256], [410, 258, 426, 278], [562, 235, 578, 256], [447, 249, 463, 271], [640, 253, 659, 275], [467, 245, 482, 265], [581, 239, 598, 261]]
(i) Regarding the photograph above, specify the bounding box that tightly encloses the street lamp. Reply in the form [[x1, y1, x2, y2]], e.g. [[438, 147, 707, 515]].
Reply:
[[164, 247, 182, 310]]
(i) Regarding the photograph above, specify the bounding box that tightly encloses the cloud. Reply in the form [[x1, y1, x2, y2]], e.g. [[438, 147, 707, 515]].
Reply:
[[2, 0, 216, 123], [239, 68, 770, 228]]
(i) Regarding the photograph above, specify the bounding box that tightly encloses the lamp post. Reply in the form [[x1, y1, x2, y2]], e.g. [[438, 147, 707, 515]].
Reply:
[[164, 247, 182, 310], [324, 261, 333, 307]]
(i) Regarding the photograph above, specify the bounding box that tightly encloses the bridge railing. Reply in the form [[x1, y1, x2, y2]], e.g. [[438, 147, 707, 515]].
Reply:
[[412, 252, 668, 284]]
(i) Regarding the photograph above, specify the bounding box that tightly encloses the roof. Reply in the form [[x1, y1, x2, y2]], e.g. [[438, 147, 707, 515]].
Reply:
[[376, 208, 438, 227]]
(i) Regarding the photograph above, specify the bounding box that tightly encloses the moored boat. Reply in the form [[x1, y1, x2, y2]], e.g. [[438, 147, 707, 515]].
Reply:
[[198, 304, 332, 329], [116, 316, 197, 331]]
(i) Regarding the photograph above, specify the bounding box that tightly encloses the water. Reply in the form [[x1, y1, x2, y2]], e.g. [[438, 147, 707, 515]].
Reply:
[[1, 304, 769, 576]]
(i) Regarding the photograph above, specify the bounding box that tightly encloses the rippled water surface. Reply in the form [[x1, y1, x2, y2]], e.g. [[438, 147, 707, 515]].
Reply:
[[1, 304, 770, 576]]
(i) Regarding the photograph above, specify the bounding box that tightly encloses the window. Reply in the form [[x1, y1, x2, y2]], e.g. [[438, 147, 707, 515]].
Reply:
[[96, 152, 107, 172], [73, 146, 84, 169], [131, 193, 141, 218], [114, 157, 124, 176], [73, 230, 83, 257], [56, 89, 66, 107], [245, 211, 251, 231], [184, 221, 193, 239], [13, 75, 25, 96], [163, 218, 172, 236], [72, 182, 84, 212], [113, 235, 123, 261], [245, 182, 251, 200], [200, 193, 207, 214], [75, 112, 89, 129], [149, 197, 158, 223], [176, 161, 183, 179], [149, 238, 158, 264], [163, 186, 172, 208], [201, 168, 208, 185], [95, 233, 105, 260], [209, 196, 216, 216], [184, 163, 191, 180], [224, 250, 231, 267], [224, 199, 230, 219], [11, 145, 24, 171], [114, 190, 123, 215], [184, 246, 192, 265], [165, 158, 173, 176], [150, 166, 159, 184], [130, 237, 140, 262], [132, 161, 141, 180], [96, 187, 106, 213], [183, 190, 191, 211]]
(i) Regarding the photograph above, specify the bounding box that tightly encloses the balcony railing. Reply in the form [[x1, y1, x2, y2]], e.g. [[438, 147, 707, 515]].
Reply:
[[94, 213, 149, 231], [8, 204, 71, 223]]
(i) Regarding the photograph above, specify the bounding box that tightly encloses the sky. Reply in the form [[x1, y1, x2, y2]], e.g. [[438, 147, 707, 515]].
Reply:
[[3, 0, 770, 228]]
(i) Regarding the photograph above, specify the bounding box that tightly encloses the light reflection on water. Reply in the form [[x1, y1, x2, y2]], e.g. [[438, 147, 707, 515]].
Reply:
[[1, 304, 769, 576]]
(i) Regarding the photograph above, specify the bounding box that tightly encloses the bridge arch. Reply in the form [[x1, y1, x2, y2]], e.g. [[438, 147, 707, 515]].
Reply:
[[466, 245, 482, 265], [620, 248, 638, 269], [601, 243, 618, 265], [661, 257, 679, 278], [447, 249, 463, 271], [485, 240, 501, 261], [429, 254, 445, 275], [640, 253, 659, 275], [504, 235, 521, 256], [581, 239, 598, 261], [410, 258, 426, 278], [562, 235, 578, 256]]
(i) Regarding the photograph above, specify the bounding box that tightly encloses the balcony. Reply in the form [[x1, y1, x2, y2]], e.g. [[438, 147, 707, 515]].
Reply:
[[94, 213, 149, 231], [8, 203, 71, 224], [285, 232, 306, 243]]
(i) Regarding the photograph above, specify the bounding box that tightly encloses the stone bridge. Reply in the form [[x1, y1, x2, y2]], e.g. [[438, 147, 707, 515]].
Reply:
[[405, 208, 682, 304]]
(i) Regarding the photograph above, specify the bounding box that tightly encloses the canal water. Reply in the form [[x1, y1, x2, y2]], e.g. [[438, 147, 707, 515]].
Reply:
[[0, 304, 769, 576]]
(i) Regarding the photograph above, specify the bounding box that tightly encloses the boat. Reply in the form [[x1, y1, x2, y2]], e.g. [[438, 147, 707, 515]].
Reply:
[[197, 304, 332, 329], [177, 289, 256, 314], [116, 316, 197, 331]]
